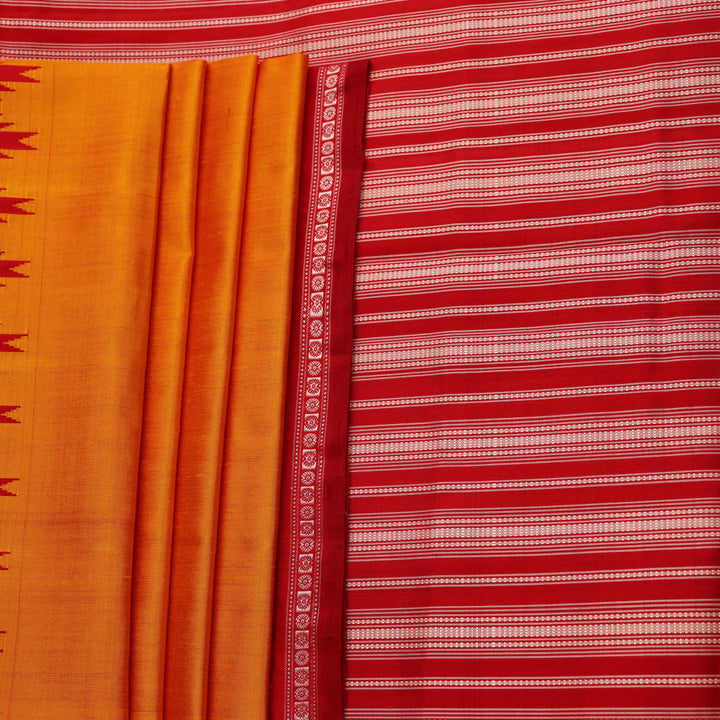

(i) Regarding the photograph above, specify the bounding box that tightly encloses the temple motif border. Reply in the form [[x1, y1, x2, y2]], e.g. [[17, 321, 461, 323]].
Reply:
[[0, 61, 35, 620]]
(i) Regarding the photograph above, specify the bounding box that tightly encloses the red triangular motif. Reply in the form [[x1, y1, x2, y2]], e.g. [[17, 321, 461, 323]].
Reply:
[[0, 124, 36, 158], [0, 406, 20, 423], [0, 478, 17, 497], [0, 64, 39, 85], [0, 254, 28, 279], [0, 194, 33, 218], [0, 334, 25, 352]]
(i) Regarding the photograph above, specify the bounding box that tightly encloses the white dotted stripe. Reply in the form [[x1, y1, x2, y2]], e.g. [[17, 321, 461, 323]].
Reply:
[[346, 567, 720, 588], [356, 204, 720, 242], [345, 675, 720, 688]]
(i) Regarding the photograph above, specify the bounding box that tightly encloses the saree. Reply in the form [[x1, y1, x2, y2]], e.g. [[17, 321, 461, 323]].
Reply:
[[2, 1, 720, 719]]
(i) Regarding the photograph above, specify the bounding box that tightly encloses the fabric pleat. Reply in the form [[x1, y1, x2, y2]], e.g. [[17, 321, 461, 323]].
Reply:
[[207, 52, 307, 720], [0, 61, 168, 719], [163, 55, 257, 720], [130, 60, 205, 720]]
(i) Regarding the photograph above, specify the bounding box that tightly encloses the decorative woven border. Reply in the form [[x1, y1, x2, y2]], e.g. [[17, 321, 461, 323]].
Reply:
[[285, 63, 343, 720], [271, 59, 366, 720]]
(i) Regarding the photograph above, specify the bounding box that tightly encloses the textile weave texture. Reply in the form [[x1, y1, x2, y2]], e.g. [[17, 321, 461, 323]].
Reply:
[[2, 1, 720, 719]]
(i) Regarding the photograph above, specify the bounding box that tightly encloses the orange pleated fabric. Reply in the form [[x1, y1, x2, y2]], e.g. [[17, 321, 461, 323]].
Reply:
[[208, 53, 307, 720], [163, 55, 258, 720], [0, 61, 168, 718], [130, 60, 205, 720], [0, 55, 309, 719]]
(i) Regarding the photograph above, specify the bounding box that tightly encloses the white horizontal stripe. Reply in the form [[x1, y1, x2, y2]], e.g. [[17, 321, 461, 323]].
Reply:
[[351, 504, 719, 528], [364, 142, 720, 179], [348, 538, 719, 560], [366, 117, 720, 157], [349, 470, 720, 496], [355, 233, 720, 296], [371, 34, 720, 79], [373, 62, 719, 99], [360, 177, 717, 214], [2, 0, 715, 40], [345, 675, 720, 688], [355, 292, 720, 324], [349, 421, 720, 466], [353, 321, 720, 376], [0, 0, 398, 25], [348, 608, 720, 625], [350, 405, 719, 432], [348, 599, 720, 620], [352, 496, 716, 522], [348, 504, 720, 556], [347, 646, 720, 660], [360, 149, 720, 212], [367, 65, 720, 133], [350, 380, 720, 410], [346, 567, 720, 589], [344, 709, 720, 719], [350, 516, 720, 542], [356, 204, 720, 242], [363, 145, 720, 184], [349, 622, 720, 641]]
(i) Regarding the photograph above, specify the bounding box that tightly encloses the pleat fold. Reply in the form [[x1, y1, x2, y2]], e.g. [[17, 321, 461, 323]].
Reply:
[[208, 52, 307, 720], [130, 60, 205, 720], [163, 55, 257, 720]]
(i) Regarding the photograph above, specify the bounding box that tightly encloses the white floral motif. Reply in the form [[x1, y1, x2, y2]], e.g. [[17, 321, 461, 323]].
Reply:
[[296, 614, 310, 630], [308, 341, 322, 359], [298, 574, 312, 590], [299, 538, 314, 552], [302, 449, 316, 468], [289, 65, 342, 720]]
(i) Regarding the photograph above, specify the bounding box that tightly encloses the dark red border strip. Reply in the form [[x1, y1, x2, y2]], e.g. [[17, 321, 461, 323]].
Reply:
[[270, 59, 368, 720]]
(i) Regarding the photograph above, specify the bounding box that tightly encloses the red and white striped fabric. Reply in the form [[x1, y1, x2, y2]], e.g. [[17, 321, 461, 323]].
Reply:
[[2, 1, 720, 718]]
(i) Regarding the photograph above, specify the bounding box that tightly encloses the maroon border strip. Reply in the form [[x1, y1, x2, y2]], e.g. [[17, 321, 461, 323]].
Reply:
[[270, 60, 368, 720]]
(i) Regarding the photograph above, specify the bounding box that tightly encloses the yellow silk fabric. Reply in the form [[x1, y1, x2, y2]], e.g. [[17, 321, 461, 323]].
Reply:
[[132, 59, 205, 720], [0, 55, 307, 719], [209, 53, 307, 720], [163, 55, 258, 720]]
